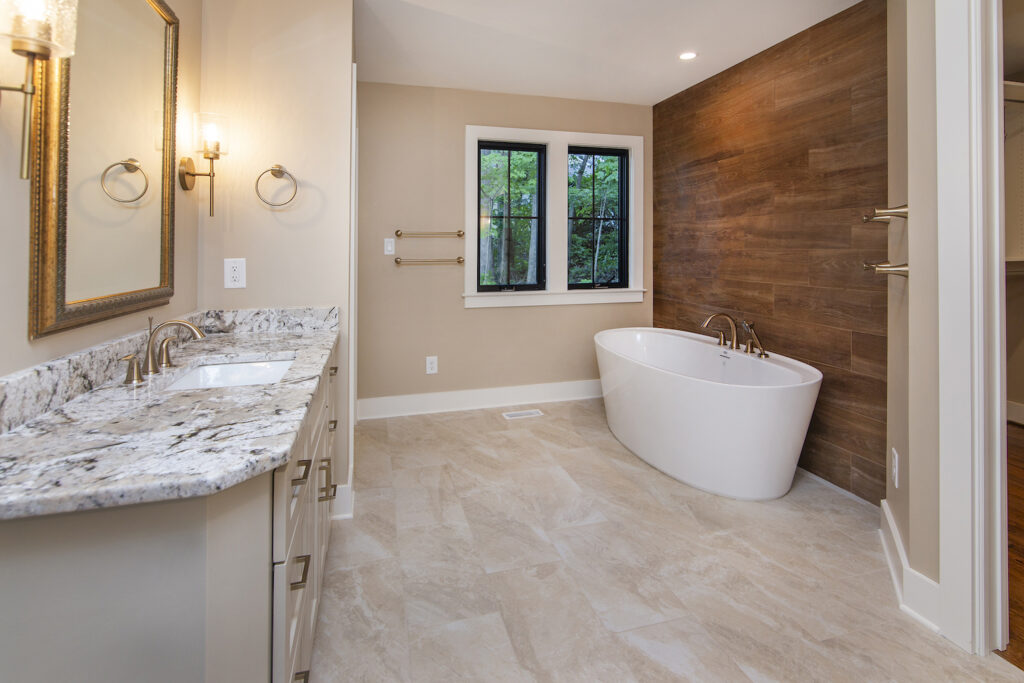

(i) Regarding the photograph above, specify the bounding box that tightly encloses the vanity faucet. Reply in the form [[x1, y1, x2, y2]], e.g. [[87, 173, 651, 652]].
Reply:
[[700, 313, 740, 350], [741, 320, 769, 358], [142, 319, 206, 375]]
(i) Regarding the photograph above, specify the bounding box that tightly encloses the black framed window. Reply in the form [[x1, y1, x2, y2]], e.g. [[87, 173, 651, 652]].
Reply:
[[478, 141, 546, 291], [567, 146, 628, 288]]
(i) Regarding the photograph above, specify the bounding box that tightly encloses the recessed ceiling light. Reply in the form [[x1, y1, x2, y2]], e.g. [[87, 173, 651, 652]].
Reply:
[[679, 51, 697, 61]]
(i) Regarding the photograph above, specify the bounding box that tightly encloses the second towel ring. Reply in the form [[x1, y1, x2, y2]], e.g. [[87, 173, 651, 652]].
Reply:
[[255, 164, 298, 206], [101, 158, 149, 203]]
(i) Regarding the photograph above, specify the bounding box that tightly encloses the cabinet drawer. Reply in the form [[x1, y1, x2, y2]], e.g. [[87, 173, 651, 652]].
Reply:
[[272, 442, 313, 563]]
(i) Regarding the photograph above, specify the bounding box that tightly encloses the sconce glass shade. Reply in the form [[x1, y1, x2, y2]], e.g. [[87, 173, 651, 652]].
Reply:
[[193, 112, 229, 158], [0, 0, 78, 59]]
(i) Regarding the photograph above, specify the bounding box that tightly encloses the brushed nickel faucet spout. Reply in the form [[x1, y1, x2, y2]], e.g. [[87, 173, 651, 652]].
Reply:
[[142, 320, 206, 375], [700, 313, 739, 350]]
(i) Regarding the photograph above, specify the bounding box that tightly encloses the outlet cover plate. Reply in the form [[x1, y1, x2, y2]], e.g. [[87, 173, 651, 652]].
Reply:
[[224, 258, 246, 288], [425, 355, 438, 374]]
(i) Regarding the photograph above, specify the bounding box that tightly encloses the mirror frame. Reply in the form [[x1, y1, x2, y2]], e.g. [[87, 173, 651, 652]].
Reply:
[[28, 0, 180, 339]]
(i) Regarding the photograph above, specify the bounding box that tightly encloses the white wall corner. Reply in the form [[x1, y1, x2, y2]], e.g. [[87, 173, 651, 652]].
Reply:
[[880, 499, 942, 633], [357, 379, 603, 420]]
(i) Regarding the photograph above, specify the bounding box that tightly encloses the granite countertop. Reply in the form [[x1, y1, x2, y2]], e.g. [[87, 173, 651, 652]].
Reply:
[[0, 330, 338, 520]]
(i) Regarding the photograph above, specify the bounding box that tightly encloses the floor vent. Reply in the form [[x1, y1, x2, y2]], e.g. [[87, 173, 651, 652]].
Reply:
[[502, 409, 544, 420]]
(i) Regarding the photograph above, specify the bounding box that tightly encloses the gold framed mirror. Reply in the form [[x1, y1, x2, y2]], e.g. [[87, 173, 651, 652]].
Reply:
[[28, 0, 179, 339]]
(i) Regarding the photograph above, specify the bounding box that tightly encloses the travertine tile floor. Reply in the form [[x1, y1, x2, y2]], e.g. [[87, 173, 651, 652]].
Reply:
[[311, 399, 1022, 682]]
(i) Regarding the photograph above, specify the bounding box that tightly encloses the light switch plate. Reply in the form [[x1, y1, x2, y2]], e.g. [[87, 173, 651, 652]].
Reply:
[[384, 238, 395, 255], [224, 258, 246, 288]]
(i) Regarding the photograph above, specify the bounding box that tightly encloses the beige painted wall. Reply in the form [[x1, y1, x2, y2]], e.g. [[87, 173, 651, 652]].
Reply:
[[885, 0, 941, 581], [886, 0, 912, 563], [356, 83, 653, 399], [195, 0, 352, 314], [1008, 281, 1024, 404], [0, 0, 202, 378]]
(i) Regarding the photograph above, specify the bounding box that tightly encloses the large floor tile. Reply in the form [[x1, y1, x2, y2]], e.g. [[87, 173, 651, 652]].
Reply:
[[550, 521, 687, 632], [460, 486, 562, 574], [408, 612, 535, 682], [488, 561, 639, 682], [325, 488, 397, 570], [311, 559, 409, 682]]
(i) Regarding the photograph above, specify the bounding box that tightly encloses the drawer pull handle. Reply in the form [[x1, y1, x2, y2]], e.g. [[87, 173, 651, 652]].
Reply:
[[329, 366, 338, 376], [319, 459, 338, 502], [328, 419, 338, 432], [290, 554, 311, 590], [291, 459, 312, 486], [294, 671, 310, 682]]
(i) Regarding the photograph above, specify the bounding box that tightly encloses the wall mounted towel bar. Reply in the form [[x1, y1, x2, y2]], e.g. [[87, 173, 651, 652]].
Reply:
[[101, 158, 149, 203], [863, 204, 908, 223], [395, 229, 465, 238], [394, 257, 465, 266], [863, 261, 909, 277], [255, 164, 298, 206]]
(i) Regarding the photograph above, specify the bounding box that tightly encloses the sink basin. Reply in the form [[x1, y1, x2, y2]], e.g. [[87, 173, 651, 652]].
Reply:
[[167, 360, 294, 390]]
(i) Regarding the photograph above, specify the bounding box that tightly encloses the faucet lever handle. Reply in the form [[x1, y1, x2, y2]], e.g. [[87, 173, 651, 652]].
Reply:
[[158, 338, 176, 368], [120, 354, 144, 385]]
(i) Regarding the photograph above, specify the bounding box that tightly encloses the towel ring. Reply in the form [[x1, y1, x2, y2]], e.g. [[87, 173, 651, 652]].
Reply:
[[255, 164, 298, 206], [101, 158, 149, 203]]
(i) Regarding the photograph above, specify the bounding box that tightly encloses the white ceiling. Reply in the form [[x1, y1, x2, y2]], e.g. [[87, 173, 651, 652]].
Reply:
[[354, 0, 862, 106]]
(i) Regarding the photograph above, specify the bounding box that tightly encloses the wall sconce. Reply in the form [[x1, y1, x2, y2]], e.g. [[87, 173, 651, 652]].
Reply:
[[179, 112, 229, 216], [0, 0, 78, 179]]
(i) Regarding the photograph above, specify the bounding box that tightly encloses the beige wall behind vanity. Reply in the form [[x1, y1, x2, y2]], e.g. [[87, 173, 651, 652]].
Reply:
[[195, 0, 353, 313], [0, 0, 202, 378], [355, 83, 653, 399]]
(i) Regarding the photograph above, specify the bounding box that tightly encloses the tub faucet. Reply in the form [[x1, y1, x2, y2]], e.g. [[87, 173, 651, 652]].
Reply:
[[700, 313, 739, 350], [141, 318, 207, 375], [741, 320, 769, 358]]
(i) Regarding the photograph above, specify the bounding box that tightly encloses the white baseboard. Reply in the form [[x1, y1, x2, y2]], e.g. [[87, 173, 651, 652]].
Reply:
[[356, 379, 603, 420], [331, 484, 353, 520], [1008, 400, 1024, 425], [880, 499, 941, 633]]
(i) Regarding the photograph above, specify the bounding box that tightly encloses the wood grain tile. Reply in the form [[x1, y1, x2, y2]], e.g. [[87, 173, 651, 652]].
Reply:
[[652, 0, 886, 503], [852, 332, 886, 380]]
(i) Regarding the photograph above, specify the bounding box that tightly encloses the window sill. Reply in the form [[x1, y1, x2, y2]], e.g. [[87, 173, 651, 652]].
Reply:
[[463, 288, 646, 309]]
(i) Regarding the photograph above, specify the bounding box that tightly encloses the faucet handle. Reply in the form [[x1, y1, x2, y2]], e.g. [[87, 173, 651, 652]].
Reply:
[[158, 338, 176, 368], [120, 354, 145, 385]]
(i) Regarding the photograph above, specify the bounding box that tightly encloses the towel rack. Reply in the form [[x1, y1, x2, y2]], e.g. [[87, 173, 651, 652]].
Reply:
[[863, 204, 908, 223], [863, 261, 909, 277], [255, 164, 298, 206], [101, 158, 149, 203], [394, 257, 464, 266], [395, 229, 465, 238]]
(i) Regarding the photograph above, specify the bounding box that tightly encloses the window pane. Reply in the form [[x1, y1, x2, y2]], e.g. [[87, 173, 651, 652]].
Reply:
[[594, 155, 621, 218], [568, 219, 593, 285], [479, 148, 509, 217], [509, 218, 540, 285], [568, 147, 627, 288], [479, 215, 505, 286], [568, 153, 594, 220], [509, 150, 540, 217], [594, 220, 621, 284]]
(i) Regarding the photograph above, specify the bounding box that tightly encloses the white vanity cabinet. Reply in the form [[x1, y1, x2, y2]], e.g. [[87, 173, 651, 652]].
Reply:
[[271, 343, 340, 682], [0, 336, 343, 683]]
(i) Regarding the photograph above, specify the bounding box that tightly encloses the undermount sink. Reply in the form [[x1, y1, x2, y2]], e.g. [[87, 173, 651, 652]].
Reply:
[[166, 360, 294, 390]]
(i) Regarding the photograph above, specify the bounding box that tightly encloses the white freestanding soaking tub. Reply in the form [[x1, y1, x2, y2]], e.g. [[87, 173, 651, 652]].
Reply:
[[594, 327, 822, 500]]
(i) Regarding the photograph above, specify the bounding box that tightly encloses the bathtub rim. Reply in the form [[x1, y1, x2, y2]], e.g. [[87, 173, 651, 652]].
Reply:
[[594, 326, 823, 391]]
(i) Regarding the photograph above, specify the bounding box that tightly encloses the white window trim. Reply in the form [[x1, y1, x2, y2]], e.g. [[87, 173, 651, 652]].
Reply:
[[463, 125, 645, 308]]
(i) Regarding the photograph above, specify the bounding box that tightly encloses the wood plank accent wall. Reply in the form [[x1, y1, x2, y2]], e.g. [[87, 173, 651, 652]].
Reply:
[[652, 0, 888, 503]]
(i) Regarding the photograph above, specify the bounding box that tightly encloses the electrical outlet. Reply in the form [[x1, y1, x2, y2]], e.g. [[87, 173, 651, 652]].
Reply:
[[384, 238, 395, 255], [891, 447, 899, 488], [224, 258, 246, 288], [425, 355, 438, 375]]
